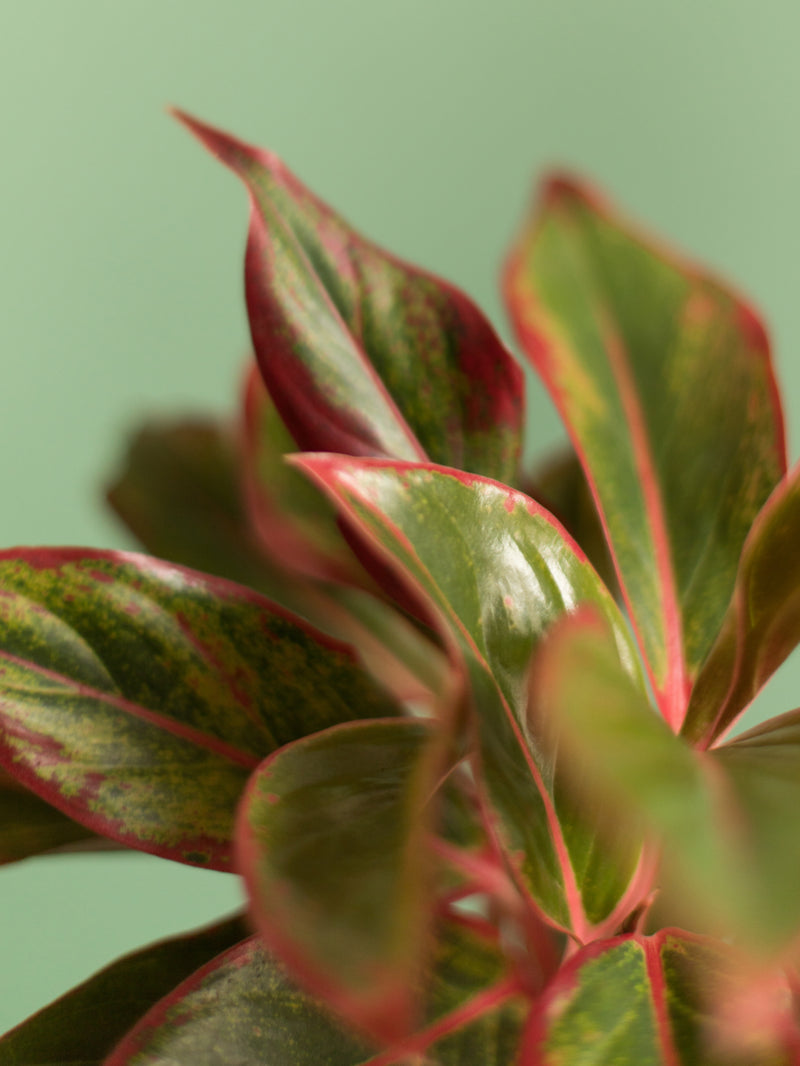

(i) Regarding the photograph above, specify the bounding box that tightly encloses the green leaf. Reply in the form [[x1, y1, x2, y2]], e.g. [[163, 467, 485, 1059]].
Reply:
[[0, 549, 397, 868], [534, 606, 800, 952], [174, 111, 525, 485], [506, 174, 786, 729], [710, 710, 800, 948], [241, 365, 367, 585], [684, 464, 800, 746], [295, 455, 644, 938], [521, 931, 794, 1065], [106, 921, 525, 1066], [525, 444, 619, 599], [237, 717, 443, 1043], [106, 414, 287, 596], [0, 914, 249, 1065], [105, 408, 448, 708], [0, 768, 109, 865]]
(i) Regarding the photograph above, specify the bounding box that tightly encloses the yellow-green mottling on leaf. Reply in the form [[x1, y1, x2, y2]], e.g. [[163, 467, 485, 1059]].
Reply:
[[0, 549, 398, 868]]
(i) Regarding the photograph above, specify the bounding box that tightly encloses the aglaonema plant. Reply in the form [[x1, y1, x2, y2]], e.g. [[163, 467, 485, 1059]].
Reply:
[[1, 110, 800, 1065]]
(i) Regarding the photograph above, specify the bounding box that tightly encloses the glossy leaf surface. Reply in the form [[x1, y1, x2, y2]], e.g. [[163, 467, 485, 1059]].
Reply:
[[0, 915, 248, 1066], [506, 175, 786, 728], [684, 464, 800, 746], [0, 550, 397, 867], [521, 931, 793, 1065], [106, 408, 447, 707], [107, 922, 524, 1066], [296, 455, 643, 937], [535, 607, 800, 950], [175, 111, 524, 484], [526, 444, 618, 598], [238, 717, 442, 1043]]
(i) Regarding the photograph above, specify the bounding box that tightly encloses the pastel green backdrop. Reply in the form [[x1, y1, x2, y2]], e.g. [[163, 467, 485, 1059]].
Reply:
[[2, 0, 799, 1034]]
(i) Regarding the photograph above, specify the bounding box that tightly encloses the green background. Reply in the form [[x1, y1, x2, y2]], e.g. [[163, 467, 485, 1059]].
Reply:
[[2, 0, 799, 1034]]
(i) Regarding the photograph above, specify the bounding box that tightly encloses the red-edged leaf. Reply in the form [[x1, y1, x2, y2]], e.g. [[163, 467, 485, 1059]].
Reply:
[[0, 766, 108, 864], [236, 717, 444, 1044], [241, 364, 368, 585], [0, 549, 398, 868], [684, 463, 800, 746], [709, 710, 800, 947], [520, 930, 796, 1065], [106, 920, 525, 1066], [535, 606, 800, 952], [525, 444, 619, 599], [0, 914, 248, 1064], [173, 110, 524, 484], [106, 408, 448, 708], [295, 455, 645, 940], [505, 174, 786, 730]]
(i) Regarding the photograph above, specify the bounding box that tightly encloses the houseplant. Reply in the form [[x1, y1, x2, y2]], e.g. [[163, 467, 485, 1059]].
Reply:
[[1, 110, 800, 1063]]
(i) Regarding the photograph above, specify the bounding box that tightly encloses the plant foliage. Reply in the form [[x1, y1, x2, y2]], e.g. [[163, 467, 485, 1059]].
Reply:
[[1, 113, 800, 1064]]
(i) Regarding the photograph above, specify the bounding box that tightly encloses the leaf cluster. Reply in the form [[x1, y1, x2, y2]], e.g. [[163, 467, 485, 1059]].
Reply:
[[2, 113, 800, 1064]]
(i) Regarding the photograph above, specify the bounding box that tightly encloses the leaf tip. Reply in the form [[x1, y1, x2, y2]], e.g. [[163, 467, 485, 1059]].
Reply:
[[168, 107, 260, 179], [539, 170, 601, 213]]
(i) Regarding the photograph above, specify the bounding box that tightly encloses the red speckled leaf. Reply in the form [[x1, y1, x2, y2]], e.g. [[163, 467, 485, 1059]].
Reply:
[[0, 549, 398, 869], [174, 110, 524, 485], [237, 717, 443, 1043], [520, 931, 795, 1065], [505, 174, 786, 731], [106, 920, 525, 1065], [0, 914, 249, 1065], [295, 454, 645, 940], [684, 463, 800, 746], [105, 411, 448, 707]]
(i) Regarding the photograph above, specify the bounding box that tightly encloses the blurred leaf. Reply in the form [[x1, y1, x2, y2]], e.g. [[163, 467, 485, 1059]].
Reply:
[[106, 921, 524, 1065], [520, 931, 794, 1065], [711, 711, 800, 948], [296, 455, 644, 938], [0, 549, 397, 868], [238, 718, 441, 1043], [506, 174, 786, 729], [106, 416, 283, 596], [684, 464, 800, 745], [535, 606, 800, 952], [241, 365, 366, 584], [175, 111, 524, 484], [0, 914, 248, 1065]]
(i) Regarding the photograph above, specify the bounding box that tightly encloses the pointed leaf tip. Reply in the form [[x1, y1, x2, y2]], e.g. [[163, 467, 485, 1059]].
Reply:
[[174, 113, 524, 482], [539, 171, 602, 211], [169, 107, 271, 178]]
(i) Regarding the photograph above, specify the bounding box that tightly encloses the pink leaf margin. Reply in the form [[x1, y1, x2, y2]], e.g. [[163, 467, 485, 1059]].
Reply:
[[504, 173, 787, 735], [291, 453, 637, 943]]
